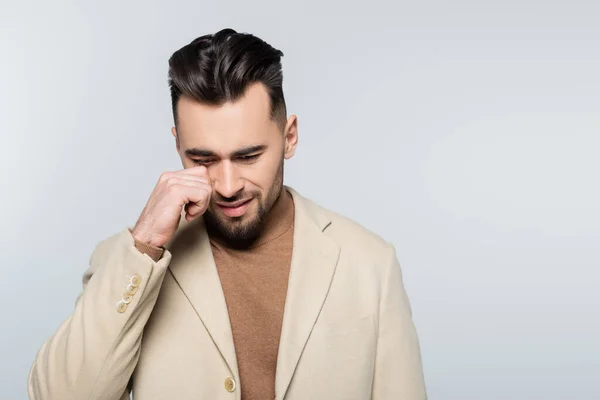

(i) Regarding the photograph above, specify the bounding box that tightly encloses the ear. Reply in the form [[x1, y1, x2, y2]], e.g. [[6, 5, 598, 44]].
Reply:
[[171, 126, 180, 151], [283, 114, 298, 160]]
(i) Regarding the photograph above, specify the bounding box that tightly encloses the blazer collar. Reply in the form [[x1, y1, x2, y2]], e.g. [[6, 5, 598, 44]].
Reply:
[[275, 187, 340, 399]]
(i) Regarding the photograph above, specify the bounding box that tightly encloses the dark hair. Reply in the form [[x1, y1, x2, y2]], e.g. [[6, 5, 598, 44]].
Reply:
[[168, 28, 287, 129]]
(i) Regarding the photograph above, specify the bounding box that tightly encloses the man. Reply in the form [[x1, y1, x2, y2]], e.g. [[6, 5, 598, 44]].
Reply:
[[28, 28, 426, 400]]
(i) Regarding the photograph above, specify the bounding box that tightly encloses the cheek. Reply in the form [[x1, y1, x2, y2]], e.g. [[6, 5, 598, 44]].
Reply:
[[245, 157, 281, 189]]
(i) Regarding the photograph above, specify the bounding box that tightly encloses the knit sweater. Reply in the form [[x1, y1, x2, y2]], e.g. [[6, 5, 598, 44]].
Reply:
[[210, 189, 294, 399]]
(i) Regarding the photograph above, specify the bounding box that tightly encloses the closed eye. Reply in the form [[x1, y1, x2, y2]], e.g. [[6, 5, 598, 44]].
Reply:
[[192, 159, 214, 166], [237, 154, 260, 162]]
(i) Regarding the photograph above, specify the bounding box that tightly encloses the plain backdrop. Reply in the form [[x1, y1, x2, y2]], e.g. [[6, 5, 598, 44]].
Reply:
[[1, 1, 599, 399]]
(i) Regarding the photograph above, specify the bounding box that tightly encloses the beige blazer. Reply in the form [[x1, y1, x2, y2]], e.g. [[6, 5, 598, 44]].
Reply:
[[28, 187, 426, 399]]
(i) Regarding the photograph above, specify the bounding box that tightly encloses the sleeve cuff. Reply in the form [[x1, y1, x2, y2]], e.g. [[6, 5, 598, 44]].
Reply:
[[127, 229, 164, 262]]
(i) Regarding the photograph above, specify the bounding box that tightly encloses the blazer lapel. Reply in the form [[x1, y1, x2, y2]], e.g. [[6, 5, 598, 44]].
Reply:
[[165, 216, 239, 380], [275, 188, 341, 399]]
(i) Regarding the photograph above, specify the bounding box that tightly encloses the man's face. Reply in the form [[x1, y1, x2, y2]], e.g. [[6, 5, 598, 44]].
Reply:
[[172, 83, 298, 244]]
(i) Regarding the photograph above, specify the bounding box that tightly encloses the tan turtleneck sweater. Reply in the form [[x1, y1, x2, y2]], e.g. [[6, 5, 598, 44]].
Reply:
[[133, 188, 295, 399], [210, 189, 294, 399]]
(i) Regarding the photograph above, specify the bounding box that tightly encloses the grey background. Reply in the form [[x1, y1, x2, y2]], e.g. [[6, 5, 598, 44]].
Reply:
[[1, 1, 599, 399]]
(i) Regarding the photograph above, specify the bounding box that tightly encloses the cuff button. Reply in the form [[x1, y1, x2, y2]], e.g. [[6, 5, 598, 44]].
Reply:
[[116, 301, 128, 313], [126, 284, 138, 296], [129, 275, 141, 287]]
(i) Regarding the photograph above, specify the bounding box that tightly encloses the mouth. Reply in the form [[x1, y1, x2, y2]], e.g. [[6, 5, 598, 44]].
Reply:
[[216, 198, 253, 218]]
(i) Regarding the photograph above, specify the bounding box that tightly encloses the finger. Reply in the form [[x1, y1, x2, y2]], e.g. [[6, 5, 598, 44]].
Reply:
[[173, 174, 210, 186], [185, 212, 196, 222], [185, 193, 210, 212], [158, 167, 210, 187], [185, 187, 211, 221], [167, 181, 211, 209], [185, 209, 205, 222], [181, 185, 212, 207], [163, 175, 212, 190], [179, 165, 210, 180], [185, 202, 204, 216]]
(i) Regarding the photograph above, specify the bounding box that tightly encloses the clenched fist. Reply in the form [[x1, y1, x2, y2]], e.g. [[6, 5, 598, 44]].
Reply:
[[131, 166, 212, 247]]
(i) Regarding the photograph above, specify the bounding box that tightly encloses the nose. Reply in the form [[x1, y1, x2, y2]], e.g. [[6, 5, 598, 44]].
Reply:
[[212, 160, 244, 199]]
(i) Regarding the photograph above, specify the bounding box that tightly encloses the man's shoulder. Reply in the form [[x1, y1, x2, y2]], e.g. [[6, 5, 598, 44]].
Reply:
[[323, 205, 389, 250], [294, 190, 391, 254]]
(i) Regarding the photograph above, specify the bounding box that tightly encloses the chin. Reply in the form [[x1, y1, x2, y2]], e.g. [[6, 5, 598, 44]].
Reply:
[[212, 210, 256, 230]]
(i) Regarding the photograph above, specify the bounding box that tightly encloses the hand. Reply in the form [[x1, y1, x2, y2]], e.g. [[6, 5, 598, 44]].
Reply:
[[131, 166, 212, 247]]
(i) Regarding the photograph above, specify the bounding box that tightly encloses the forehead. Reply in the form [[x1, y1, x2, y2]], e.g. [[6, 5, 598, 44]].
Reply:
[[176, 83, 279, 151]]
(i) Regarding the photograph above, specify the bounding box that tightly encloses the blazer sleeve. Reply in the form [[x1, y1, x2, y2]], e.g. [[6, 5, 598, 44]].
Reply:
[[371, 244, 427, 399], [28, 228, 172, 400]]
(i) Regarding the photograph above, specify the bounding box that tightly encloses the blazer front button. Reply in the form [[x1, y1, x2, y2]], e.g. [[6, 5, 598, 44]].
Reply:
[[224, 377, 236, 393]]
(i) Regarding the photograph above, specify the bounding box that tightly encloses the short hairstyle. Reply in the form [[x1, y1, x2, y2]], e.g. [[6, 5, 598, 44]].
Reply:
[[168, 28, 287, 129]]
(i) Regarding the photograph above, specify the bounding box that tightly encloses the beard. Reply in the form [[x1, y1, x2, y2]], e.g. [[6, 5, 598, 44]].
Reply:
[[203, 160, 284, 249]]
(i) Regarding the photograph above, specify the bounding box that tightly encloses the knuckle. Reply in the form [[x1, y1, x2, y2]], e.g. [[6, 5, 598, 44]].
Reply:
[[166, 184, 184, 200], [165, 176, 179, 187], [158, 171, 172, 183]]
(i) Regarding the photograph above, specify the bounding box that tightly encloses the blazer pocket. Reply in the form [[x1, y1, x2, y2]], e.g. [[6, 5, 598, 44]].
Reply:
[[307, 314, 377, 399]]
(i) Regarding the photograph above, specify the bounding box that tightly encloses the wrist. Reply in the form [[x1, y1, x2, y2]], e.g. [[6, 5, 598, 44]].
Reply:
[[131, 226, 157, 247]]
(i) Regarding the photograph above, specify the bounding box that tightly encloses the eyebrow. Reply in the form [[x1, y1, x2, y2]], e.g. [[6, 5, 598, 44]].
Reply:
[[185, 145, 267, 158]]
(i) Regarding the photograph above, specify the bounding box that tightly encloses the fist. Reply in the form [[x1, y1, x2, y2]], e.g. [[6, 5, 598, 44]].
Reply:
[[131, 166, 212, 247]]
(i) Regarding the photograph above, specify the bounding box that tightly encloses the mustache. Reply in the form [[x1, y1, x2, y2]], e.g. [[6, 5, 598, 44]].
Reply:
[[211, 192, 258, 205]]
